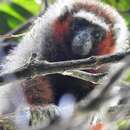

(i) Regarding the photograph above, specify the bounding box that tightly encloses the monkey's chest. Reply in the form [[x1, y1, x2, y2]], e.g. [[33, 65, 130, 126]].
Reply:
[[22, 74, 94, 106], [49, 74, 95, 104]]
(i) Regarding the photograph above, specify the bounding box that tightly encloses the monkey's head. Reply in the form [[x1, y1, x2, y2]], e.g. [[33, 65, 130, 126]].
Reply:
[[32, 0, 128, 63]]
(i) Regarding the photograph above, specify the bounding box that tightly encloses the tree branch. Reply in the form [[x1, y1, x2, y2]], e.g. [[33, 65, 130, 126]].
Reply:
[[77, 55, 130, 112], [0, 50, 130, 86]]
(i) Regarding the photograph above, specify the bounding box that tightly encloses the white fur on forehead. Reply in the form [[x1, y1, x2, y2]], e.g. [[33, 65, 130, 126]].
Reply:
[[74, 10, 109, 30]]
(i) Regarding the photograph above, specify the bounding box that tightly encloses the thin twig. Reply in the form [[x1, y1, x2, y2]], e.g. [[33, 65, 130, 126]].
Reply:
[[1, 0, 49, 42], [1, 17, 34, 42], [44, 0, 48, 10], [0, 33, 26, 39]]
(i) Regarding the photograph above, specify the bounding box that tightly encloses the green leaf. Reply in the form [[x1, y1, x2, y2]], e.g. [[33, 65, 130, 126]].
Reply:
[[0, 0, 41, 34], [0, 11, 22, 34], [0, 2, 25, 22], [10, 3, 33, 19], [12, 0, 41, 15]]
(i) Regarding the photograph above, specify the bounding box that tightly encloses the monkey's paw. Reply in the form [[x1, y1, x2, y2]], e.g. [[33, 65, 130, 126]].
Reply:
[[29, 104, 60, 127], [0, 117, 15, 130]]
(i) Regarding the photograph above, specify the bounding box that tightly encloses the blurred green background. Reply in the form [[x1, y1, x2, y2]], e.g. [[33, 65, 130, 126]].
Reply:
[[0, 0, 54, 34], [0, 0, 130, 34]]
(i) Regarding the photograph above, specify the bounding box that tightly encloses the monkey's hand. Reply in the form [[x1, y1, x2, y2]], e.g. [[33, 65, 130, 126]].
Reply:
[[29, 104, 60, 127], [0, 117, 15, 130], [0, 105, 59, 130]]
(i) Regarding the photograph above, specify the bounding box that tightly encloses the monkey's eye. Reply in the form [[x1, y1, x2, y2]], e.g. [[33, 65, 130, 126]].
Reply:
[[72, 18, 89, 31], [93, 31, 101, 39], [92, 31, 104, 42]]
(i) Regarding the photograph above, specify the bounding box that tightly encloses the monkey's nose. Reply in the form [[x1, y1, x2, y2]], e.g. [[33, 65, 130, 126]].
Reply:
[[72, 31, 92, 56], [72, 41, 92, 57], [72, 44, 83, 56]]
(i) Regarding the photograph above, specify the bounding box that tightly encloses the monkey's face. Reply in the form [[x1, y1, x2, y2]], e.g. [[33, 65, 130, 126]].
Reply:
[[71, 17, 106, 58], [40, 0, 128, 64], [49, 5, 116, 62]]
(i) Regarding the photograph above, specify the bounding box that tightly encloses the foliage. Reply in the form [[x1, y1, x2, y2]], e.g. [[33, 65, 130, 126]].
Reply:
[[0, 0, 130, 34], [103, 0, 130, 29], [0, 0, 42, 34]]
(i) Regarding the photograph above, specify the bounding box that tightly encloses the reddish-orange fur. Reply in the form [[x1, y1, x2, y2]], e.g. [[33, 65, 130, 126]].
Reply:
[[53, 18, 72, 43], [53, 3, 115, 55], [22, 76, 54, 105], [96, 32, 115, 55]]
